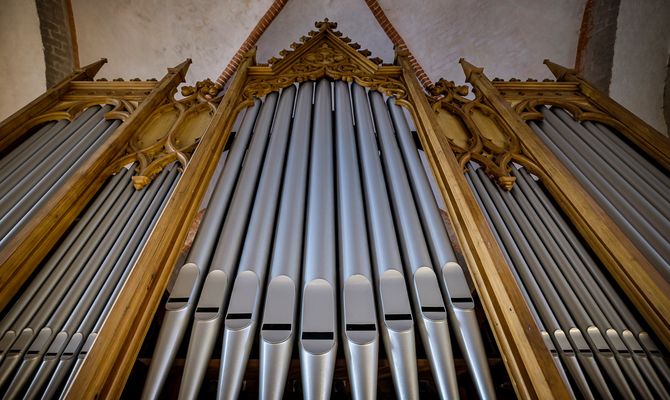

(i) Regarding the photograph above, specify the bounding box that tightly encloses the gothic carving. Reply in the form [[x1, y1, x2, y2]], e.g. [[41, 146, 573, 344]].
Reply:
[[243, 19, 406, 102], [112, 79, 220, 189], [429, 78, 540, 190]]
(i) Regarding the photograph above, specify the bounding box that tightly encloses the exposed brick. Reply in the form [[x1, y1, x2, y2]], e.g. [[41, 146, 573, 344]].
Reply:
[[36, 0, 77, 87]]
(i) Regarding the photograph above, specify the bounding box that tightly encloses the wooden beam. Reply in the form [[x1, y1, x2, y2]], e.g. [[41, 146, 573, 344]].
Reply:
[[64, 52, 253, 399], [0, 58, 107, 154], [0, 59, 191, 310], [462, 58, 670, 349], [544, 59, 670, 171], [399, 53, 572, 399]]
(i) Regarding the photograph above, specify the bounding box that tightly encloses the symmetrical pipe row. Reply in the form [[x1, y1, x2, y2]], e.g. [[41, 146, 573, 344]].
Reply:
[[143, 80, 495, 399], [0, 107, 121, 251], [529, 107, 670, 278], [467, 162, 670, 400], [0, 163, 179, 399]]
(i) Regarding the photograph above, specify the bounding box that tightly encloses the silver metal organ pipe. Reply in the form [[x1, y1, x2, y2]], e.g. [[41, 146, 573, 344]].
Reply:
[[0, 121, 65, 183], [467, 168, 613, 399], [511, 167, 670, 398], [258, 82, 313, 400], [369, 91, 458, 400], [0, 167, 172, 397], [299, 79, 338, 400], [176, 92, 278, 400], [477, 167, 638, 399], [0, 118, 121, 245], [0, 107, 99, 200], [140, 101, 259, 400], [217, 85, 296, 399], [0, 168, 136, 367], [464, 170, 584, 400], [501, 170, 655, 399], [12, 167, 179, 400], [590, 122, 670, 190], [54, 172, 179, 400], [529, 114, 670, 275], [333, 80, 379, 400], [515, 168, 670, 385], [0, 106, 106, 212], [0, 167, 131, 338], [543, 109, 670, 232], [350, 83, 419, 400], [387, 99, 495, 400]]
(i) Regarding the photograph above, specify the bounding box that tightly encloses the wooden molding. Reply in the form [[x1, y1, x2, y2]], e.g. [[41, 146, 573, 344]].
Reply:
[[0, 59, 191, 310], [0, 58, 107, 154], [64, 54, 252, 399], [544, 59, 670, 171], [462, 58, 670, 349], [400, 54, 572, 399]]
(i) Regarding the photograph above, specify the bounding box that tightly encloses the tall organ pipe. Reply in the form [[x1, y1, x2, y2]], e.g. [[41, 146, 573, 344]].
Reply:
[[387, 99, 495, 399], [467, 168, 614, 399], [464, 172, 585, 400], [0, 121, 65, 183], [140, 102, 258, 400], [529, 111, 670, 275], [334, 81, 379, 400], [0, 169, 135, 367], [498, 171, 654, 399], [515, 167, 670, 385], [217, 85, 295, 399], [6, 167, 177, 399], [351, 83, 419, 399], [510, 168, 669, 398], [176, 92, 278, 400], [0, 107, 99, 200], [369, 91, 458, 400], [0, 166, 163, 393], [0, 118, 121, 244], [258, 82, 313, 400], [54, 172, 180, 400], [299, 79, 338, 400], [0, 167, 131, 339]]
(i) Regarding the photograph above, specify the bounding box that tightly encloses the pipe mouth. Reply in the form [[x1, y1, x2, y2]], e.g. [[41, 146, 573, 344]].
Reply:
[[343, 275, 377, 345], [413, 267, 448, 321], [261, 275, 296, 344], [300, 279, 336, 355]]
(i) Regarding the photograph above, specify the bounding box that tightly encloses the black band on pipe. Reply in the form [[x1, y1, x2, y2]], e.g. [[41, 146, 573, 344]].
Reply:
[[301, 331, 334, 340]]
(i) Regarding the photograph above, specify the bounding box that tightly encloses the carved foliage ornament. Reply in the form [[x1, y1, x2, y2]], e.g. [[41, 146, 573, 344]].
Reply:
[[112, 79, 220, 189], [430, 78, 541, 190], [242, 19, 407, 103]]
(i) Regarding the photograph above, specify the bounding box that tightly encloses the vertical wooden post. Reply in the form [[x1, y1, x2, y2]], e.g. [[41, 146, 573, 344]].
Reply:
[[398, 52, 572, 399], [544, 59, 670, 171], [0, 59, 191, 310], [460, 58, 670, 349], [0, 58, 107, 153], [65, 50, 255, 399]]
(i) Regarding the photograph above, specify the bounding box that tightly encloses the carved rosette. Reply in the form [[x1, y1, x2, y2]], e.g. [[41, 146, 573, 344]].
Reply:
[[430, 78, 541, 190], [112, 79, 220, 189], [242, 19, 407, 103]]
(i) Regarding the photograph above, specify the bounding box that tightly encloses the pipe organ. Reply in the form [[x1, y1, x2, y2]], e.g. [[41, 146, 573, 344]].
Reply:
[[0, 19, 668, 400]]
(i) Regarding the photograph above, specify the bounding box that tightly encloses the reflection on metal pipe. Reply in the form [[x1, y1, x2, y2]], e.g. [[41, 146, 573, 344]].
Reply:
[[140, 101, 259, 400], [217, 85, 295, 399], [370, 91, 458, 399], [299, 79, 338, 400], [351, 83, 419, 399], [334, 81, 378, 399], [387, 99, 495, 399], [177, 92, 278, 400], [259, 82, 313, 400]]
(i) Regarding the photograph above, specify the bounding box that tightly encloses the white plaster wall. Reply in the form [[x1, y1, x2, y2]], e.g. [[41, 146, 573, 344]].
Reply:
[[610, 0, 670, 135], [382, 0, 585, 85], [0, 0, 46, 120], [72, 0, 274, 85]]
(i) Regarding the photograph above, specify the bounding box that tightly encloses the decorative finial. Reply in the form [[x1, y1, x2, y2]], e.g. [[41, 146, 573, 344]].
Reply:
[[459, 58, 484, 82], [543, 59, 577, 81]]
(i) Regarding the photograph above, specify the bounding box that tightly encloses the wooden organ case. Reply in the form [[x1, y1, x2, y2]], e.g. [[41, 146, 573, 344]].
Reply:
[[0, 20, 668, 400]]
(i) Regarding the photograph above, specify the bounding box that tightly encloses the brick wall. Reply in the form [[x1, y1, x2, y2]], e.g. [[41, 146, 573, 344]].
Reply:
[[35, 0, 77, 88], [575, 0, 620, 93]]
